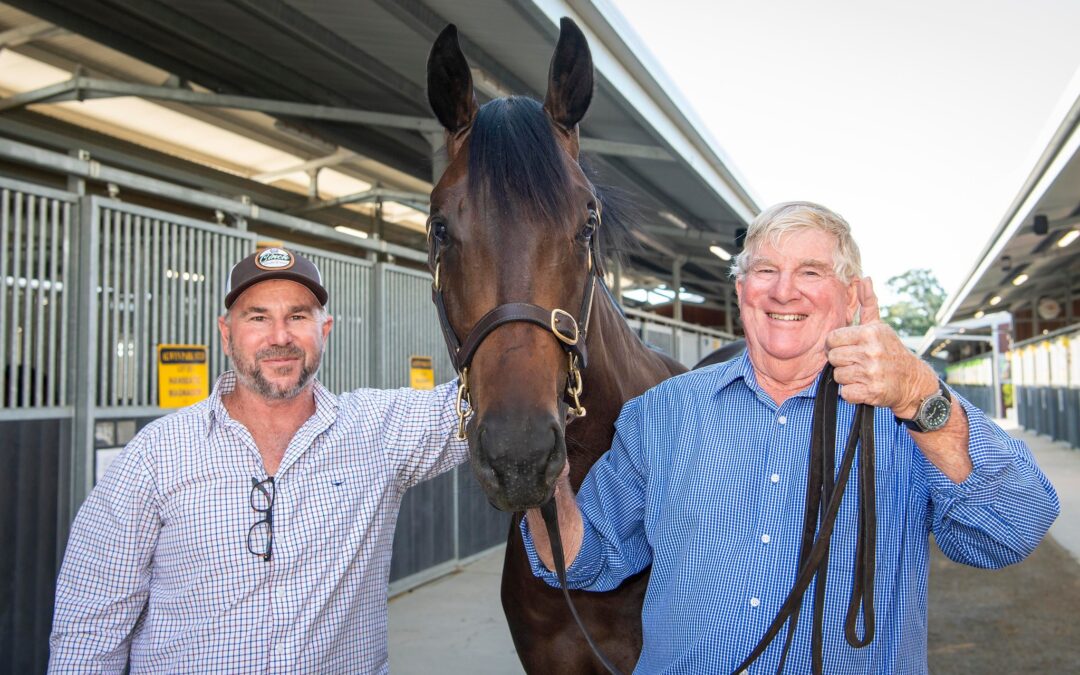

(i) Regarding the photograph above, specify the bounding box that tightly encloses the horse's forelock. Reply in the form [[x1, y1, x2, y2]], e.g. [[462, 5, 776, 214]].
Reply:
[[465, 97, 636, 270], [467, 97, 577, 228]]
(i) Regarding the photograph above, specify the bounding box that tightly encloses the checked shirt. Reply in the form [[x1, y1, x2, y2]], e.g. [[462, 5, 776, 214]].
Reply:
[[49, 371, 467, 674]]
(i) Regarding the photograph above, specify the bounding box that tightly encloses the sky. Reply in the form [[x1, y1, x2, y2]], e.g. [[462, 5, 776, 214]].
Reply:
[[611, 0, 1080, 304]]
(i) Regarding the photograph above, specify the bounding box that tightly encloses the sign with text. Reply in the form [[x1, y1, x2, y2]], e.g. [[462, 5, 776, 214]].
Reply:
[[157, 344, 209, 408], [409, 356, 434, 390]]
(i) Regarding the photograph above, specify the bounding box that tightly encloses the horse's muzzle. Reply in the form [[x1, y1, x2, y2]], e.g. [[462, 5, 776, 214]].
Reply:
[[469, 413, 565, 512]]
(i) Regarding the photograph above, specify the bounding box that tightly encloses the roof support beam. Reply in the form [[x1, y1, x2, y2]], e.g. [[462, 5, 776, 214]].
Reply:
[[0, 77, 446, 131], [0, 21, 67, 47], [290, 187, 431, 215], [250, 148, 360, 182], [0, 77, 677, 161]]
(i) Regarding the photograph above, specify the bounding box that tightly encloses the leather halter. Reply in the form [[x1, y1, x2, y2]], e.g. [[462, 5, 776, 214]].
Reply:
[[540, 363, 877, 675], [428, 209, 601, 439]]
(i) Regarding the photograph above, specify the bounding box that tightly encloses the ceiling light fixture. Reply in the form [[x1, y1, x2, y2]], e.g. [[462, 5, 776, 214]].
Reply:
[[989, 295, 1002, 306], [334, 225, 369, 239], [659, 211, 691, 230], [1057, 229, 1079, 248], [1011, 273, 1028, 286], [709, 244, 732, 261]]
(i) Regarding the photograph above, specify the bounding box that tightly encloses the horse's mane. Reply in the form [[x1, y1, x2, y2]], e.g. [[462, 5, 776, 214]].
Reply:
[[468, 96, 637, 273]]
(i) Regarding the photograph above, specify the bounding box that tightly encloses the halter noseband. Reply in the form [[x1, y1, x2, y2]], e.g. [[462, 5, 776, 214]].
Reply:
[[428, 208, 602, 439]]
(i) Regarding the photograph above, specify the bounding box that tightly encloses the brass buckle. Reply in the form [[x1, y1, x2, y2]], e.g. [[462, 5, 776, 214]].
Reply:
[[550, 308, 579, 346]]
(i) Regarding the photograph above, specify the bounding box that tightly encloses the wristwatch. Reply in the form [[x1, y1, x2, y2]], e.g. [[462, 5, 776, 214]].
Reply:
[[896, 380, 952, 432]]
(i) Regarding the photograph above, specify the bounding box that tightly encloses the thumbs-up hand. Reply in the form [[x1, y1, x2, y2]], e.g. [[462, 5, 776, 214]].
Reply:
[[825, 277, 938, 416]]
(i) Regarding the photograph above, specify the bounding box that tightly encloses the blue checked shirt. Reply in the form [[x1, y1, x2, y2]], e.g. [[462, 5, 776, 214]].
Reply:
[[49, 372, 467, 674], [523, 351, 1059, 674]]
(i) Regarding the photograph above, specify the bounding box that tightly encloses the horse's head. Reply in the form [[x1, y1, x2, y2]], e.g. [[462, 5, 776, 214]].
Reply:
[[426, 19, 600, 511]]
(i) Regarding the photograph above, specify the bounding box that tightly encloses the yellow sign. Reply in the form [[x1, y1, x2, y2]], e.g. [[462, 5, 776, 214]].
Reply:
[[409, 356, 435, 390], [157, 344, 209, 408]]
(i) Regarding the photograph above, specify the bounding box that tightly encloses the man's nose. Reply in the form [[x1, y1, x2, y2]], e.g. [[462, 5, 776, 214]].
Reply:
[[269, 320, 294, 345], [770, 271, 801, 302]]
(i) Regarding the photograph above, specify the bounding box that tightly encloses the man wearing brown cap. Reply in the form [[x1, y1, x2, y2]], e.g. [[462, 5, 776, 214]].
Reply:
[[49, 247, 467, 674]]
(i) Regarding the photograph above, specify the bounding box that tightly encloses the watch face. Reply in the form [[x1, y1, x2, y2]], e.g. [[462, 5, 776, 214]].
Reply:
[[920, 396, 951, 431]]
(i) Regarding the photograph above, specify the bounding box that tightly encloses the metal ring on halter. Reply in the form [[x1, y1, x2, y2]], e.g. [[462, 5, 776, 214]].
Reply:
[[550, 308, 579, 346], [566, 352, 586, 418], [455, 367, 473, 440]]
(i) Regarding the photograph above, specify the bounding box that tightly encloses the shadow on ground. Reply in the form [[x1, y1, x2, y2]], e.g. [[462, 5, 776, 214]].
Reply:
[[928, 536, 1080, 674]]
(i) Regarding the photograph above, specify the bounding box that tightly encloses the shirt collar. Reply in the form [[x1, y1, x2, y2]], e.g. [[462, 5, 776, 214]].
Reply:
[[713, 349, 825, 402], [203, 370, 338, 435]]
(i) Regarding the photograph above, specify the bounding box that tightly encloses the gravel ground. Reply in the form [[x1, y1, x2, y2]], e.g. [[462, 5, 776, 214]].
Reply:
[[928, 536, 1080, 674]]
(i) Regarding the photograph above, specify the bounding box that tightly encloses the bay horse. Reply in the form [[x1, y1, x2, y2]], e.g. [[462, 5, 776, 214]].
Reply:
[[426, 18, 686, 673]]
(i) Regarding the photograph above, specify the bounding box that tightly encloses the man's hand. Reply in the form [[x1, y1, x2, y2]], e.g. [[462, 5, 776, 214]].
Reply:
[[524, 460, 584, 571], [825, 277, 938, 418]]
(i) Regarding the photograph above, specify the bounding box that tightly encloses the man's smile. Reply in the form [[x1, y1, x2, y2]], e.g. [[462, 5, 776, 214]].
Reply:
[[767, 313, 807, 321]]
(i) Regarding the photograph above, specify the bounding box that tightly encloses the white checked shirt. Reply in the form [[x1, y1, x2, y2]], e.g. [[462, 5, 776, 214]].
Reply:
[[49, 371, 468, 674]]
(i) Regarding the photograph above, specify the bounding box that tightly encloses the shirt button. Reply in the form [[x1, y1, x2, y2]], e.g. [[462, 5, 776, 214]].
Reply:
[[750, 597, 761, 608], [761, 534, 770, 544], [778, 415, 787, 425], [275, 587, 286, 599], [275, 644, 286, 656], [770, 473, 780, 483]]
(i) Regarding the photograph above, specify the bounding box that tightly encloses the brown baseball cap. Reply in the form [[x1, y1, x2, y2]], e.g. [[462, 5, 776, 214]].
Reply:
[[224, 247, 328, 309]]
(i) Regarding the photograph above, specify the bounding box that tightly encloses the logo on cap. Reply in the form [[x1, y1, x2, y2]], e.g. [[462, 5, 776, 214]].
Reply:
[[255, 247, 294, 270]]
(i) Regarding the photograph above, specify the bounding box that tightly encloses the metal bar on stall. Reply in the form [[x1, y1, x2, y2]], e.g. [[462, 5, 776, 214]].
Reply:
[[9, 192, 22, 408], [59, 203, 70, 407], [21, 195, 35, 407], [196, 229, 205, 373], [34, 196, 48, 407], [134, 216, 147, 407], [121, 211, 133, 405], [97, 209, 110, 408], [0, 189, 8, 401], [69, 195, 100, 525], [168, 222, 179, 351], [150, 219, 161, 406], [110, 210, 121, 407], [48, 200, 60, 406]]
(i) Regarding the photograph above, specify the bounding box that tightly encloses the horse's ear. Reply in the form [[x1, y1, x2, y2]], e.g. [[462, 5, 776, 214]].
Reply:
[[543, 17, 594, 131], [427, 24, 478, 133]]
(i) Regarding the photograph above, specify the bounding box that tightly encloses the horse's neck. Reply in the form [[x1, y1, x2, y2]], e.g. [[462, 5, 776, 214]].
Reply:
[[564, 290, 683, 483]]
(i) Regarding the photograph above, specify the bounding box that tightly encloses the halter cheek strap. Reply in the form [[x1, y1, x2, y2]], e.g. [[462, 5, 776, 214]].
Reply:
[[428, 213, 600, 439]]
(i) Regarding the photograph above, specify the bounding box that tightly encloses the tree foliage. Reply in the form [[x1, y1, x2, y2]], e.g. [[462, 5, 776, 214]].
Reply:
[[881, 268, 945, 337]]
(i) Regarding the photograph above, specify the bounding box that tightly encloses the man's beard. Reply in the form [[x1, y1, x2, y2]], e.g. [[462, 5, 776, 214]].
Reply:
[[229, 339, 321, 400]]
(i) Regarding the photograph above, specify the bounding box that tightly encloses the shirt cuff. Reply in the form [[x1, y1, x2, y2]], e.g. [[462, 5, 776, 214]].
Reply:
[[923, 392, 1013, 506], [519, 512, 605, 590]]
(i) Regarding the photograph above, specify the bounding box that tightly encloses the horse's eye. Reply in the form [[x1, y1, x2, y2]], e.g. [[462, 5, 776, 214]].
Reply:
[[428, 217, 448, 243], [579, 210, 599, 241]]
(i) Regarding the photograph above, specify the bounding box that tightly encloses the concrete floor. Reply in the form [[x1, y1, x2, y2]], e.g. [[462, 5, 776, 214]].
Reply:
[[388, 548, 523, 674], [387, 417, 1080, 674]]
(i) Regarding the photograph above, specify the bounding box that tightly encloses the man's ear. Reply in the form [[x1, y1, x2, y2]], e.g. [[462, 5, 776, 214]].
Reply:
[[321, 312, 334, 341], [218, 314, 231, 356]]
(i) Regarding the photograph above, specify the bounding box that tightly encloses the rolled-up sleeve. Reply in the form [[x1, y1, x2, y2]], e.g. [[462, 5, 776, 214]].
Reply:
[[923, 395, 1059, 568], [522, 398, 653, 591]]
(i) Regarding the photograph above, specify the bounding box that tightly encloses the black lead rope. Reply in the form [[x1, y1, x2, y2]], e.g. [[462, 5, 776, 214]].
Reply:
[[731, 364, 876, 675], [540, 498, 624, 675], [540, 364, 876, 675]]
